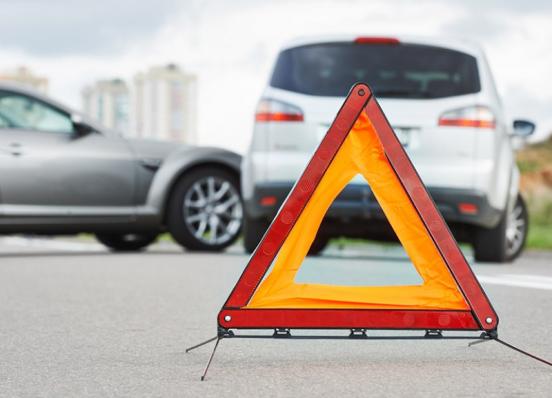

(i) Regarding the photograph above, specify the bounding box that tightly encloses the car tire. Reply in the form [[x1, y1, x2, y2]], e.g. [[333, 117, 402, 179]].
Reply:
[[167, 167, 243, 252], [473, 194, 528, 263], [96, 233, 158, 252], [243, 214, 270, 254], [243, 213, 329, 256], [308, 234, 330, 256]]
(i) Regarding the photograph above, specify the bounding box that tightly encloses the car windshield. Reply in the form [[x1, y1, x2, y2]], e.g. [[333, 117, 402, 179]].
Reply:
[[270, 42, 481, 98]]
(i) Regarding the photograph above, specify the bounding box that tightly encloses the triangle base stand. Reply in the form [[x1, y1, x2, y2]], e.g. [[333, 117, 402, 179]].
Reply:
[[186, 328, 497, 381], [187, 328, 551, 381]]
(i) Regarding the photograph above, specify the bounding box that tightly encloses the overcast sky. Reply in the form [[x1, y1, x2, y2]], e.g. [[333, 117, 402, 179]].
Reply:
[[0, 0, 550, 152]]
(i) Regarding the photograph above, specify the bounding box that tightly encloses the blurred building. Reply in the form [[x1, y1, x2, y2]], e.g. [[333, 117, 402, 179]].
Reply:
[[81, 79, 130, 134], [0, 66, 48, 93], [131, 64, 197, 144]]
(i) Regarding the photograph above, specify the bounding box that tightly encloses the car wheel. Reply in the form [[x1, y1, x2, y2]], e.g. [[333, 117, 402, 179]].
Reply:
[[308, 234, 330, 256], [96, 233, 158, 252], [473, 194, 528, 263], [168, 167, 243, 251], [243, 213, 329, 256]]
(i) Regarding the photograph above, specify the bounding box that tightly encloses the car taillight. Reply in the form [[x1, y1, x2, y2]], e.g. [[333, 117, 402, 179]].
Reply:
[[354, 36, 400, 45], [438, 106, 496, 129], [260, 196, 277, 206], [255, 98, 304, 122], [458, 203, 478, 215]]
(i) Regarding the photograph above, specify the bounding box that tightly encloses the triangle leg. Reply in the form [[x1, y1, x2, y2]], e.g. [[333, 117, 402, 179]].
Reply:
[[201, 337, 222, 381], [185, 335, 218, 353]]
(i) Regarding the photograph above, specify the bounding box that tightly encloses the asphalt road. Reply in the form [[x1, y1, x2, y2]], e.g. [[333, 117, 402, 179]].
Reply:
[[0, 238, 551, 397]]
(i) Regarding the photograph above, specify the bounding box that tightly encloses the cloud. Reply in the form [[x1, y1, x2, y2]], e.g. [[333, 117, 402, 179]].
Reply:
[[1, 0, 551, 151], [458, 0, 552, 14], [0, 0, 181, 56], [441, 14, 512, 42]]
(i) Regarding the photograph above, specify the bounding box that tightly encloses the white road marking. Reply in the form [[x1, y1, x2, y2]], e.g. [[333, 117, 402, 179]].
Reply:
[[0, 236, 187, 253], [477, 274, 552, 291]]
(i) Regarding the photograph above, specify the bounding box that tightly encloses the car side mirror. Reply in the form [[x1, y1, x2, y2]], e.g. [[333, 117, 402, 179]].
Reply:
[[512, 119, 535, 137], [71, 114, 95, 137]]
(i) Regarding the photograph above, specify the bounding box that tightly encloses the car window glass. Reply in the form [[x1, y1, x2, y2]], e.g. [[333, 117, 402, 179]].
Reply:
[[0, 113, 9, 128], [270, 43, 481, 99], [0, 91, 73, 133]]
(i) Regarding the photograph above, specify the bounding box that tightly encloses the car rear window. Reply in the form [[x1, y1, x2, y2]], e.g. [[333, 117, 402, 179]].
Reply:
[[270, 42, 481, 98]]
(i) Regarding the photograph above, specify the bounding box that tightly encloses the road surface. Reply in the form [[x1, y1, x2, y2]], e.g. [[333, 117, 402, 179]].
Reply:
[[0, 238, 550, 397]]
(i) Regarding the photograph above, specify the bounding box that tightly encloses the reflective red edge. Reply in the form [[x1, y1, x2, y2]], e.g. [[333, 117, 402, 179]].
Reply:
[[365, 98, 498, 332]]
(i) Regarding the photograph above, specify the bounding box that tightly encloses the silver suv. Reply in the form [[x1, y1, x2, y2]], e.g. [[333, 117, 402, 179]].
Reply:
[[241, 35, 535, 262]]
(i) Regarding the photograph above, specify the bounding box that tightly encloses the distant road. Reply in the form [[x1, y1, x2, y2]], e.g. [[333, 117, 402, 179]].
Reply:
[[0, 238, 550, 397]]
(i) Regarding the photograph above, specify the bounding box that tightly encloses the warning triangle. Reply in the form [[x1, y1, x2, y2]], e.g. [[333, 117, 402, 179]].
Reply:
[[220, 83, 498, 332]]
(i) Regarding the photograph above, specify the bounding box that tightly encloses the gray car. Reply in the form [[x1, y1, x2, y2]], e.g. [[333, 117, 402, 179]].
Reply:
[[0, 83, 243, 252]]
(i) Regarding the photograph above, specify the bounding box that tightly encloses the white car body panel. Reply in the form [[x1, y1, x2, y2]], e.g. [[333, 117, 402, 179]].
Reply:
[[243, 35, 518, 216]]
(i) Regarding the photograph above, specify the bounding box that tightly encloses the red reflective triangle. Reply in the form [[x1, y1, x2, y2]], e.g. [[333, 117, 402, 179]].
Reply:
[[219, 84, 498, 332]]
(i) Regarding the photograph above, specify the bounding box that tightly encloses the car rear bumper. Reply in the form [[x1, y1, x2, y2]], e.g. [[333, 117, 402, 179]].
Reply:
[[245, 182, 502, 229]]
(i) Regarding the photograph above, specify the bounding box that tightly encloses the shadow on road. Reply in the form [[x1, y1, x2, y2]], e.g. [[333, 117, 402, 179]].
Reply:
[[0, 250, 183, 259]]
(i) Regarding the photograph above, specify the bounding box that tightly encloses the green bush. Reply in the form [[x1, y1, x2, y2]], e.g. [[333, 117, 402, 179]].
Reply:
[[525, 196, 552, 249]]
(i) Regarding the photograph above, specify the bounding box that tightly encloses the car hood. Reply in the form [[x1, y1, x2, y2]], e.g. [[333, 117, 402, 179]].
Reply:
[[126, 138, 191, 160]]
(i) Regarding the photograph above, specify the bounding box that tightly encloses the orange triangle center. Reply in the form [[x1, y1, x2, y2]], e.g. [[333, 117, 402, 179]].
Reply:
[[246, 111, 468, 310]]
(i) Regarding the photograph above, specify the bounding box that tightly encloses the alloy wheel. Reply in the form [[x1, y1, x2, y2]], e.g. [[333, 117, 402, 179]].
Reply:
[[505, 199, 526, 258], [182, 176, 243, 245]]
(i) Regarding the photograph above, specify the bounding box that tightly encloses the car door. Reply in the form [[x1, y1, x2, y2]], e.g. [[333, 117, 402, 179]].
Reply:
[[0, 89, 136, 220]]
